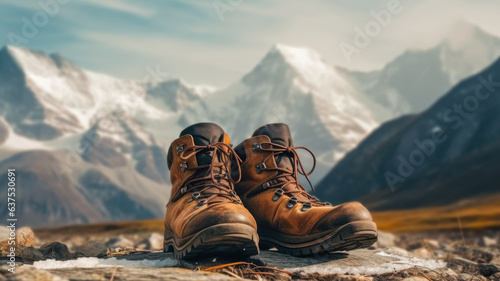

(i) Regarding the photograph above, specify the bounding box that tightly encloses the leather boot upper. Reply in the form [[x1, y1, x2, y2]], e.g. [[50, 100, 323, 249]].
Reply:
[[165, 123, 257, 238], [234, 123, 373, 236]]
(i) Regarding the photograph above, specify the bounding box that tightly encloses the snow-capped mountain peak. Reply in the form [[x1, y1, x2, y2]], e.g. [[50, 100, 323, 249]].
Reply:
[[180, 44, 378, 183], [245, 44, 360, 98], [270, 44, 327, 72], [251, 44, 343, 88], [439, 21, 500, 85], [247, 44, 377, 132], [6, 46, 80, 75], [443, 21, 488, 51], [4, 46, 95, 109], [342, 22, 500, 122], [146, 78, 216, 112]]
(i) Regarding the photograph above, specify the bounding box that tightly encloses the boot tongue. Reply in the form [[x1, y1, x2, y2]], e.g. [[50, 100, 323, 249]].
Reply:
[[180, 122, 225, 165], [252, 123, 294, 170], [252, 123, 293, 147]]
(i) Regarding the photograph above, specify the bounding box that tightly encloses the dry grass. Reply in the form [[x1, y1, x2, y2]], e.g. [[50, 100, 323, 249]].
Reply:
[[199, 262, 296, 280], [372, 193, 500, 232], [34, 218, 164, 240]]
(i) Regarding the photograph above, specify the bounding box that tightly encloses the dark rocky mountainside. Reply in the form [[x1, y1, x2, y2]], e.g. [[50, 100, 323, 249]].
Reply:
[[0, 149, 167, 227]]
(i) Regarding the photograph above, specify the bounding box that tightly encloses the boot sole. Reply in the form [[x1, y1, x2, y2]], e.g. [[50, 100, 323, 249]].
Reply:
[[258, 221, 377, 256], [164, 223, 260, 259]]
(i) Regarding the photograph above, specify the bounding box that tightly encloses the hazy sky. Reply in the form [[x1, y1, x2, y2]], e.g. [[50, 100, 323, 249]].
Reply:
[[1, 0, 499, 87]]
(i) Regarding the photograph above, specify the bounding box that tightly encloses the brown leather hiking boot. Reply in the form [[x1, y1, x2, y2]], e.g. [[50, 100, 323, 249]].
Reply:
[[233, 123, 377, 256], [164, 123, 259, 259]]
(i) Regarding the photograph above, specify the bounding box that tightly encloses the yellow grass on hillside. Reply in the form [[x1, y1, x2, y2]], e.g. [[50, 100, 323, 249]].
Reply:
[[35, 218, 164, 240], [372, 193, 500, 232]]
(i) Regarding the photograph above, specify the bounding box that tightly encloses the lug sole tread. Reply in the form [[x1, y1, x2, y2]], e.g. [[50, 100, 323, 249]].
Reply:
[[164, 223, 259, 259], [259, 221, 378, 257]]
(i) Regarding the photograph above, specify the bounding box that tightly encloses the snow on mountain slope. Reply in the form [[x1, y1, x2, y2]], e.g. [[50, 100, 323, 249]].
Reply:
[[146, 78, 216, 113], [179, 44, 378, 183], [0, 118, 8, 146], [1, 119, 48, 151], [344, 22, 500, 122], [441, 21, 500, 85], [81, 113, 168, 183], [0, 46, 167, 142]]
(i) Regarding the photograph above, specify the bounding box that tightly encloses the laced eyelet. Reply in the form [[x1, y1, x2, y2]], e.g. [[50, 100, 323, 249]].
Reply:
[[187, 192, 200, 203], [194, 199, 207, 209], [286, 197, 297, 209], [234, 199, 242, 204], [272, 189, 283, 201], [252, 142, 262, 152], [179, 162, 188, 172], [301, 202, 311, 212], [255, 163, 266, 174], [262, 182, 270, 189], [324, 202, 332, 206], [230, 190, 237, 197], [176, 144, 184, 155], [180, 186, 188, 195]]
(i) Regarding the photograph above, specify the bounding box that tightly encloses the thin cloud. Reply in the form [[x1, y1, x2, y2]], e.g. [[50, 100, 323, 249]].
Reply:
[[85, 0, 155, 17]]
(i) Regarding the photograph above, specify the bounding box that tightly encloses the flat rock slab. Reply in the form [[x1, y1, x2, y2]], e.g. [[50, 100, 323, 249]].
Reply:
[[260, 249, 446, 275], [3, 265, 240, 281], [31, 248, 445, 276]]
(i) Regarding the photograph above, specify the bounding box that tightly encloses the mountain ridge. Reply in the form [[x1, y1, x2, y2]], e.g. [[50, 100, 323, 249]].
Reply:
[[343, 21, 500, 122], [315, 56, 500, 209]]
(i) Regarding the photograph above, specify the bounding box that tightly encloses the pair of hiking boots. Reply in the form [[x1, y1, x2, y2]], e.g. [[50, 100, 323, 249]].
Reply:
[[164, 123, 377, 259]]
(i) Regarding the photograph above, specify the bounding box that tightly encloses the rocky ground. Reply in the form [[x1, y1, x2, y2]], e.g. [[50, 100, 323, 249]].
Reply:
[[0, 225, 499, 281]]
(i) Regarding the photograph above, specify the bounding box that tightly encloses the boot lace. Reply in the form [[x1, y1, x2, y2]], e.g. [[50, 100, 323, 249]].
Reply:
[[256, 142, 326, 206], [178, 143, 243, 204]]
